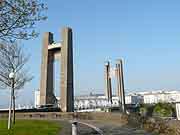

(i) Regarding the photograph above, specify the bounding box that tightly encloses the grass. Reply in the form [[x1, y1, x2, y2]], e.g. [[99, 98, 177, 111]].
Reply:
[[0, 119, 61, 135]]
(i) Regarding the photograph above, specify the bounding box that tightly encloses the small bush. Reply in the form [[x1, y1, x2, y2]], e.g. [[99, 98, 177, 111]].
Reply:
[[153, 103, 173, 117], [139, 104, 154, 117]]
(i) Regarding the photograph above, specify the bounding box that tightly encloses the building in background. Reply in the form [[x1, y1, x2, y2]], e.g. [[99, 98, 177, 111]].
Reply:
[[34, 90, 180, 111], [142, 91, 180, 104], [34, 90, 143, 111]]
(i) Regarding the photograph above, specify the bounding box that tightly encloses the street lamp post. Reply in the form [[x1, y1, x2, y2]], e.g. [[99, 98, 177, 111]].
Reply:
[[12, 76, 15, 124], [8, 72, 15, 130]]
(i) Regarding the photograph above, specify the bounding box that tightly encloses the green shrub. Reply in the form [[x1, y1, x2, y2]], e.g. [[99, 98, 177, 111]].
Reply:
[[139, 104, 154, 117], [153, 103, 173, 117]]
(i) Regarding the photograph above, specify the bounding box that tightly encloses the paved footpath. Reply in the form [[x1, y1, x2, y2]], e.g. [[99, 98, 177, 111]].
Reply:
[[59, 120, 156, 135]]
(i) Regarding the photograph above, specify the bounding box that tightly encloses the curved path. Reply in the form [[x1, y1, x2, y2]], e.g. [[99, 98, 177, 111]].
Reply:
[[59, 120, 155, 135], [76, 121, 103, 135]]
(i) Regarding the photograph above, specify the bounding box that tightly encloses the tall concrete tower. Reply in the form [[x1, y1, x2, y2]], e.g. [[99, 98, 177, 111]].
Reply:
[[116, 59, 126, 113], [39, 27, 74, 112], [60, 28, 74, 112], [105, 61, 112, 104]]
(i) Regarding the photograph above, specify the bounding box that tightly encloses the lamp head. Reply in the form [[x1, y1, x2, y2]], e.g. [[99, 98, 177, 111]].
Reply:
[[9, 72, 15, 79]]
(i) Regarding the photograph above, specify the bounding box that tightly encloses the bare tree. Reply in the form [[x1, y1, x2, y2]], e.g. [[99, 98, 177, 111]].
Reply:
[[0, 0, 47, 42], [0, 42, 33, 125]]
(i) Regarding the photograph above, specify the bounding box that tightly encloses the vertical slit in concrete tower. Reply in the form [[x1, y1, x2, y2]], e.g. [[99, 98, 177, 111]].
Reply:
[[54, 60, 61, 99], [39, 27, 74, 112], [116, 59, 126, 113], [105, 61, 112, 104]]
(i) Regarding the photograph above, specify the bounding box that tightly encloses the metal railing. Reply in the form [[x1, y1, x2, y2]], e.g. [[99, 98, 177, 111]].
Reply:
[[71, 120, 104, 135]]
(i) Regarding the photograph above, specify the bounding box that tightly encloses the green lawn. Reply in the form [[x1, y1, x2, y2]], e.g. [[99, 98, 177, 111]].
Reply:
[[0, 119, 61, 135]]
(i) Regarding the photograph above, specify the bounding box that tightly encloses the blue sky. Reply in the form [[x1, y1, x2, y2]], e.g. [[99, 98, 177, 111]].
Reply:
[[1, 0, 180, 108]]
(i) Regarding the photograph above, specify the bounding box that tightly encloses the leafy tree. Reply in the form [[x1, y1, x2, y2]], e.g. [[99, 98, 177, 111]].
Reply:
[[0, 0, 47, 42], [153, 103, 173, 117], [0, 42, 33, 124]]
